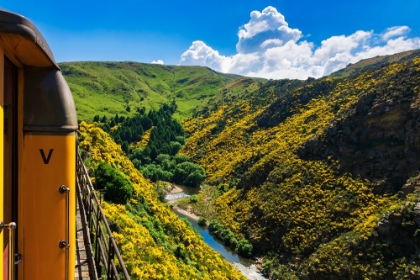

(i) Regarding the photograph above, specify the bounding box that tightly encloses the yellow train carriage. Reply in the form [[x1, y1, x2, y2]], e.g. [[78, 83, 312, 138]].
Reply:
[[0, 9, 78, 279]]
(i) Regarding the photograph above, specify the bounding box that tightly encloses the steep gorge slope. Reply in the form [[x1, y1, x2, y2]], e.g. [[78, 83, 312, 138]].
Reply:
[[181, 50, 420, 279], [78, 122, 244, 279]]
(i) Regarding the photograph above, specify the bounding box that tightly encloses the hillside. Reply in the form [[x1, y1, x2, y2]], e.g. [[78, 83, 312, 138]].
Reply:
[[60, 61, 256, 121], [331, 49, 420, 79], [78, 122, 245, 279], [180, 50, 420, 279]]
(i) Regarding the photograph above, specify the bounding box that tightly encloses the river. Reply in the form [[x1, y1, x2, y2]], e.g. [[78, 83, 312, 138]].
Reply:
[[166, 185, 267, 279], [173, 208, 253, 266], [167, 184, 252, 265], [174, 209, 267, 280]]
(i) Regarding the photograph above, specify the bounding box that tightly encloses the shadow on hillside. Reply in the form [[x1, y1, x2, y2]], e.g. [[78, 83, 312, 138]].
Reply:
[[297, 85, 420, 194]]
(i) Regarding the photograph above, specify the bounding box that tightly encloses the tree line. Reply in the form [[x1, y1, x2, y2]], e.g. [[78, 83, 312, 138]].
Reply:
[[93, 102, 206, 188]]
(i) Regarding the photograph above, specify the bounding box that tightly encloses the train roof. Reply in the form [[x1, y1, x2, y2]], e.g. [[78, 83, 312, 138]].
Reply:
[[1, 9, 78, 133], [0, 9, 59, 69]]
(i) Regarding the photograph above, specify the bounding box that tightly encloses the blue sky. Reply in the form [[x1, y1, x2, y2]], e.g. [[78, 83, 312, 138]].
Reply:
[[2, 1, 420, 79]]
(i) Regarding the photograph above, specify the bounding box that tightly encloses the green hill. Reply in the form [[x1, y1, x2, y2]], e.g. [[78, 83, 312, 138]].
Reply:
[[60, 61, 250, 121], [180, 50, 420, 279]]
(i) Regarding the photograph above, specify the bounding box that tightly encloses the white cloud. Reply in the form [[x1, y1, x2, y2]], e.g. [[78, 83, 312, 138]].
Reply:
[[179, 6, 420, 80], [151, 59, 164, 65], [236, 6, 301, 54], [179, 41, 231, 72], [382, 26, 410, 41], [260, 39, 283, 48]]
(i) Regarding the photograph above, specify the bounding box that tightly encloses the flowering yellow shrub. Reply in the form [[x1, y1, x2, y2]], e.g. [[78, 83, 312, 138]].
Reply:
[[79, 122, 244, 279], [181, 57, 420, 278]]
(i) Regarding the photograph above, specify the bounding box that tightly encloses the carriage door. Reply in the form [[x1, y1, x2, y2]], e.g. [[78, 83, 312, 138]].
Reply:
[[3, 56, 18, 279]]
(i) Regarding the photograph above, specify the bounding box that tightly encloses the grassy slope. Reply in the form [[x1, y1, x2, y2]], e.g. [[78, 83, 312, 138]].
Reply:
[[60, 62, 248, 121], [181, 51, 420, 279], [78, 122, 244, 279]]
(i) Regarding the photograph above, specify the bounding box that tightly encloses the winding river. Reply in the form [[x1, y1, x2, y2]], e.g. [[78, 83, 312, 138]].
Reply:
[[166, 185, 252, 265], [173, 209, 254, 266], [165, 185, 253, 267], [166, 185, 267, 279]]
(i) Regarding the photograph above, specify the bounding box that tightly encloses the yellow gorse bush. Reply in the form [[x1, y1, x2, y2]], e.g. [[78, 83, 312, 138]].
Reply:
[[79, 122, 245, 280], [181, 57, 420, 279]]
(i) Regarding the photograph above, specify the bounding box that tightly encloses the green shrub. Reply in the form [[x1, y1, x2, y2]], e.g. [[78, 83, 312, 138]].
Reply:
[[189, 195, 198, 203], [236, 239, 253, 258], [198, 217, 207, 226], [208, 219, 252, 257], [175, 136, 186, 145], [94, 162, 134, 204], [173, 162, 206, 187], [170, 141, 182, 155], [173, 154, 190, 164]]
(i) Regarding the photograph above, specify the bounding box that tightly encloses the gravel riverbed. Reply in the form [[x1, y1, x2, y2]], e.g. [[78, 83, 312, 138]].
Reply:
[[233, 263, 267, 280]]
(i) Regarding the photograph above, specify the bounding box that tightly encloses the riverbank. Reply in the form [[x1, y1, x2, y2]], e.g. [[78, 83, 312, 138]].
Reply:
[[173, 206, 200, 221], [166, 184, 200, 221], [166, 184, 184, 194], [233, 263, 267, 280]]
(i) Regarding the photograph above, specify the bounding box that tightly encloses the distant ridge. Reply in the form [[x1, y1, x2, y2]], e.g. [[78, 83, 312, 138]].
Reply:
[[61, 49, 420, 123], [331, 49, 420, 78]]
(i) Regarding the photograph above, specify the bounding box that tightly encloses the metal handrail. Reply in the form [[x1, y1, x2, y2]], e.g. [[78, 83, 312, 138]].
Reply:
[[76, 151, 131, 280], [0, 222, 17, 280]]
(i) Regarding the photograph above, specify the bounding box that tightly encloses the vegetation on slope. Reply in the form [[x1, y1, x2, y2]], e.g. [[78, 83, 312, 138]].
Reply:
[[181, 51, 420, 279], [331, 49, 420, 79], [94, 102, 206, 188], [95, 161, 134, 204], [60, 61, 247, 121], [78, 122, 244, 279]]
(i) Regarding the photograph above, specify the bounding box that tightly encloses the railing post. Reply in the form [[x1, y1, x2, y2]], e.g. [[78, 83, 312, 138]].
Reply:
[[89, 193, 94, 240], [95, 205, 102, 277], [107, 237, 115, 279]]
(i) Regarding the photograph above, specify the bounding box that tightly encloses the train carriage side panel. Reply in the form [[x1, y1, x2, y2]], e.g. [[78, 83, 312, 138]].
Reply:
[[19, 68, 77, 280]]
